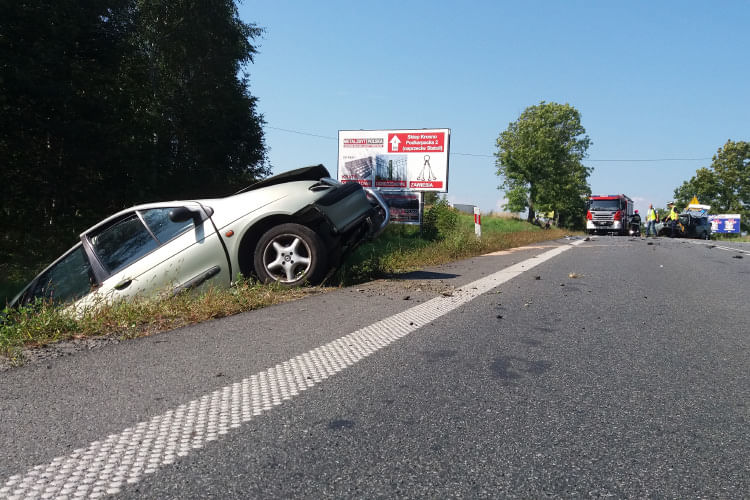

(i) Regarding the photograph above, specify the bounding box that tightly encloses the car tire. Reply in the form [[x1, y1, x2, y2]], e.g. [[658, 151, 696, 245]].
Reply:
[[253, 223, 328, 286]]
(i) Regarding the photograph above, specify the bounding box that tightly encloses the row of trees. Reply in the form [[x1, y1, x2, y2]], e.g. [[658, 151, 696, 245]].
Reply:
[[493, 102, 747, 233], [674, 140, 749, 232], [1, 0, 269, 269]]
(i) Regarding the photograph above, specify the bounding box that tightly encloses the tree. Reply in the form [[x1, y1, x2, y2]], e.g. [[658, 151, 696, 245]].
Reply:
[[495, 101, 591, 227], [674, 140, 749, 231], [423, 191, 440, 206], [0, 0, 268, 269]]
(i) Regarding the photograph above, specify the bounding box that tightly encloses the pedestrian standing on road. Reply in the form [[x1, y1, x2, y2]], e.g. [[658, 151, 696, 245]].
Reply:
[[667, 202, 679, 237], [646, 203, 658, 237]]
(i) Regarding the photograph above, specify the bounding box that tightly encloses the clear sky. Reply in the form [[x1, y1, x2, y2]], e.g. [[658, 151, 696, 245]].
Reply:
[[237, 1, 749, 215]]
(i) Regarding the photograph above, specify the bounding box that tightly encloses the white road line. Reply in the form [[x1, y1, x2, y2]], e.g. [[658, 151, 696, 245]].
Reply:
[[685, 240, 750, 254], [0, 240, 584, 500]]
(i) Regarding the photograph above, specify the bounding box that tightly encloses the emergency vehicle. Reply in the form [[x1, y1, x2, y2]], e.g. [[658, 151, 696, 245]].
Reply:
[[586, 194, 634, 235]]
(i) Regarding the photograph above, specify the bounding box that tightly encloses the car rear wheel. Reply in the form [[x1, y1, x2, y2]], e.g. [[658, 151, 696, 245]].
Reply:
[[253, 223, 327, 286]]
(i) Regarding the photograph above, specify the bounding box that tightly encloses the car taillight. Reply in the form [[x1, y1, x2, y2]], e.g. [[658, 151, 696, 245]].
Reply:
[[613, 210, 622, 221], [586, 210, 592, 220]]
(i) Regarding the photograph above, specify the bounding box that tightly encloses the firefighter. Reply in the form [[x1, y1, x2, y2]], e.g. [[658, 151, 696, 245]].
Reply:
[[667, 202, 679, 237], [646, 203, 658, 237]]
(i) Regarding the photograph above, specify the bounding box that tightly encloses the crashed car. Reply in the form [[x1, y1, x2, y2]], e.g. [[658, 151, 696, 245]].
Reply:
[[656, 213, 711, 239], [11, 165, 389, 310]]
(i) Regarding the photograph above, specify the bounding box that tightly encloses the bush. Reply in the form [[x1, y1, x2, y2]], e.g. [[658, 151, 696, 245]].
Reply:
[[423, 199, 459, 241]]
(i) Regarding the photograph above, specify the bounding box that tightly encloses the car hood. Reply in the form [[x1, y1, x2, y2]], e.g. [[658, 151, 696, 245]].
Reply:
[[195, 180, 323, 229]]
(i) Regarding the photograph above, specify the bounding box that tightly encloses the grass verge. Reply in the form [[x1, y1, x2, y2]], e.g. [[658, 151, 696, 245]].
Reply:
[[2, 214, 574, 363]]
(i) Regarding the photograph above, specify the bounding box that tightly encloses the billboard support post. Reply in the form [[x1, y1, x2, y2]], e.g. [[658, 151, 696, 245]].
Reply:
[[419, 191, 425, 235]]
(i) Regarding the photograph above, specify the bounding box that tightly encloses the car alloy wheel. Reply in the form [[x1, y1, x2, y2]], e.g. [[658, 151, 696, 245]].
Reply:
[[253, 223, 327, 286]]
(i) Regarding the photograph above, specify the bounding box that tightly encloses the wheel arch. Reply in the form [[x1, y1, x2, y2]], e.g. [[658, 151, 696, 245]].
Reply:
[[237, 211, 333, 278]]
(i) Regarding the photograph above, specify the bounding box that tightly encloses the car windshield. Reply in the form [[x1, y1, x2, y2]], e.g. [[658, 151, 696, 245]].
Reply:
[[25, 246, 95, 305], [589, 199, 621, 211]]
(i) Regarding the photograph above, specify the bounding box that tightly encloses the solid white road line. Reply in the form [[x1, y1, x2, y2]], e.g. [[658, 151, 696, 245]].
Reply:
[[0, 240, 584, 499], [685, 240, 750, 255]]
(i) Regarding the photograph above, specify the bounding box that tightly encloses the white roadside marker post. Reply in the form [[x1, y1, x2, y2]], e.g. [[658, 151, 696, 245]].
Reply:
[[474, 206, 481, 239]]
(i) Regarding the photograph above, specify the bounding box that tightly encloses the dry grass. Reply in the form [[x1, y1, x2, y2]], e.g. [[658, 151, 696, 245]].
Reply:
[[2, 215, 577, 363], [1, 278, 321, 363]]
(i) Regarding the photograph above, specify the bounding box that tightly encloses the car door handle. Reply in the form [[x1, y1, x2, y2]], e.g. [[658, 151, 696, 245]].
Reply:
[[114, 279, 133, 290]]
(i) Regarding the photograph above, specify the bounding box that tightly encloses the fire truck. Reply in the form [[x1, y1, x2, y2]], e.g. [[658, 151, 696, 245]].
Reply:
[[586, 194, 634, 235]]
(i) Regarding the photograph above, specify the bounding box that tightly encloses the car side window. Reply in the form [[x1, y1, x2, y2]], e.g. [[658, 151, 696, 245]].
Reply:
[[89, 214, 159, 274], [26, 246, 95, 305], [139, 207, 194, 244]]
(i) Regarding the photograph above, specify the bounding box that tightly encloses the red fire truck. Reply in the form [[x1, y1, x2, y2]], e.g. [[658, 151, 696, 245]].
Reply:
[[586, 194, 634, 235]]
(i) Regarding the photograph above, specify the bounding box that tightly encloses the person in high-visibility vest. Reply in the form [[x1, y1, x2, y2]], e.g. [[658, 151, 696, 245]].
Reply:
[[667, 202, 679, 237], [645, 203, 658, 237]]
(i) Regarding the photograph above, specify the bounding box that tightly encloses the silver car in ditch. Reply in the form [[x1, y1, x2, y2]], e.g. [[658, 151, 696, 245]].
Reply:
[[11, 165, 389, 310]]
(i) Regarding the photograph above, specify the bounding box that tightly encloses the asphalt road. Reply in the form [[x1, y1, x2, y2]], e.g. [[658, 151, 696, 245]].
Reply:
[[1, 236, 748, 499]]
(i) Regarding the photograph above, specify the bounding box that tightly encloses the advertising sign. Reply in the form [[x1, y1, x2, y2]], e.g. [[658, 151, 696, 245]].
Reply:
[[709, 214, 741, 234], [338, 129, 450, 192], [382, 191, 422, 225]]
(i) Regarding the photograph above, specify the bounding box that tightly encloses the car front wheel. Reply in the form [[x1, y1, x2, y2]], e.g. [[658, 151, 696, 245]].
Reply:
[[253, 223, 327, 286]]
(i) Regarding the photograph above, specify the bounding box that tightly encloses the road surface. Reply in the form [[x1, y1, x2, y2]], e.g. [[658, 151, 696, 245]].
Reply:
[[1, 236, 748, 498]]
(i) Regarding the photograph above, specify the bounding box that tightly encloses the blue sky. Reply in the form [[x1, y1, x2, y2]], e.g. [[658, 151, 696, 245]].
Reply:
[[238, 1, 749, 215]]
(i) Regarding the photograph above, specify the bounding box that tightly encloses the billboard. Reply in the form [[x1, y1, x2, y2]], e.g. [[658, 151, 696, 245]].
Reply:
[[382, 191, 422, 225], [709, 214, 741, 234], [338, 129, 450, 192]]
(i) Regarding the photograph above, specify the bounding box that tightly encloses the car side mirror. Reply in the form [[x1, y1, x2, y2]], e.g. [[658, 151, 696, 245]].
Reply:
[[169, 206, 201, 224]]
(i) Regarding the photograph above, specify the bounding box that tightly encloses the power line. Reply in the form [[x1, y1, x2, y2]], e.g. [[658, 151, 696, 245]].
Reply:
[[451, 152, 495, 158], [266, 126, 337, 140], [265, 125, 712, 162], [585, 158, 710, 162]]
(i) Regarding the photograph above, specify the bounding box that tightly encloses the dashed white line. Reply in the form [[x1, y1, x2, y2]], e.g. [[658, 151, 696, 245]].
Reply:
[[0, 240, 584, 499]]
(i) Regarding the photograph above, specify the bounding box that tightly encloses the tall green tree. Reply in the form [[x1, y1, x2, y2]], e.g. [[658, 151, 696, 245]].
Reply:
[[495, 101, 591, 227], [674, 139, 749, 231], [1, 0, 132, 264], [0, 0, 268, 269]]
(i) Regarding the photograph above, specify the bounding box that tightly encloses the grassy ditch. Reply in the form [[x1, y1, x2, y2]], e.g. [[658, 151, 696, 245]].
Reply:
[[1, 212, 571, 363], [710, 234, 750, 242]]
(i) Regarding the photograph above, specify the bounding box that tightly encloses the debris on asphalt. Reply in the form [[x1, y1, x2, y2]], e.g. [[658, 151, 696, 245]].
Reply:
[[403, 295, 411, 300], [733, 255, 743, 259], [534, 276, 541, 280], [568, 272, 582, 279]]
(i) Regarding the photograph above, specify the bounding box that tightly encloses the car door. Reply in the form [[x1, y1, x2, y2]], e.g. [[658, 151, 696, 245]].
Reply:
[[78, 204, 230, 308]]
